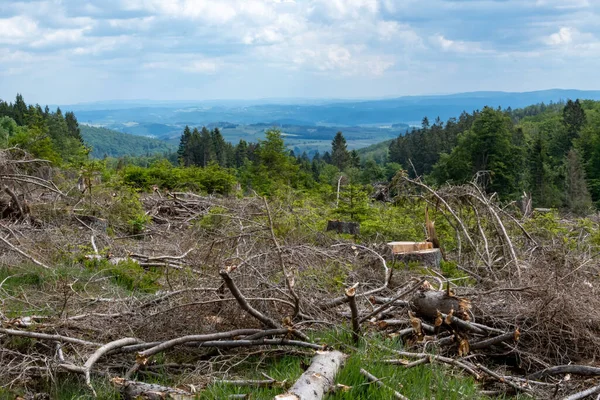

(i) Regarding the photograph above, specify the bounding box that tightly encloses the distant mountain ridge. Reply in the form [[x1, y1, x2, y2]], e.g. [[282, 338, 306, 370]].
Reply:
[[65, 89, 600, 129]]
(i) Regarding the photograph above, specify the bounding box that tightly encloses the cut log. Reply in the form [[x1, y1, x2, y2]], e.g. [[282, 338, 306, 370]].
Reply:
[[274, 351, 347, 400], [326, 221, 359, 235], [394, 248, 441, 268], [410, 289, 470, 320], [112, 378, 194, 400]]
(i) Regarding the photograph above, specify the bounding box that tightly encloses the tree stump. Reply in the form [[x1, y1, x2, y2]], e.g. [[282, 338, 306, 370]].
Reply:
[[392, 248, 442, 269], [410, 289, 467, 319], [326, 220, 359, 235]]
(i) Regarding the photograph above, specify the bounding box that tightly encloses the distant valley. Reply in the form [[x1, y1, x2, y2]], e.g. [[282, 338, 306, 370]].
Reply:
[[70, 89, 600, 157]]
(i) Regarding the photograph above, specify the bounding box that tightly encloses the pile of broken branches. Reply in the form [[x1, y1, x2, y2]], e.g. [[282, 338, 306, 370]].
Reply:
[[1, 165, 600, 399]]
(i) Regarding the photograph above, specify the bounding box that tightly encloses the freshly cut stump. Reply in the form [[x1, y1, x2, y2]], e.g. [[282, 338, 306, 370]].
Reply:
[[274, 351, 347, 400], [394, 248, 442, 268]]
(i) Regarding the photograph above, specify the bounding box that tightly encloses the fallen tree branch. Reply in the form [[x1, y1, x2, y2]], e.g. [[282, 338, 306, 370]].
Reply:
[[112, 377, 195, 400], [476, 363, 533, 394], [0, 234, 51, 269], [529, 365, 600, 380], [470, 330, 519, 350], [360, 279, 424, 323], [0, 328, 100, 347], [561, 384, 600, 400], [360, 368, 409, 400]]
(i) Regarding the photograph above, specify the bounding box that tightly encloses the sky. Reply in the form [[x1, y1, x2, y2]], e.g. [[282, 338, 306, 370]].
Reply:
[[1, 0, 599, 104]]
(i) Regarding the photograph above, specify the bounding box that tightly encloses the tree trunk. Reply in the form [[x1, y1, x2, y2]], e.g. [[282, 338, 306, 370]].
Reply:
[[326, 221, 359, 235], [274, 351, 347, 400], [395, 248, 442, 268]]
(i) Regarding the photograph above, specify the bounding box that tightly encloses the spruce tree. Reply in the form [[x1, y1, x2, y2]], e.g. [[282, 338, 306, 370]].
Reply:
[[331, 131, 349, 170]]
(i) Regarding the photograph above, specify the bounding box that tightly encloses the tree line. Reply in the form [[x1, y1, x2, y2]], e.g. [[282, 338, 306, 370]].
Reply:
[[388, 100, 600, 212], [0, 94, 87, 165]]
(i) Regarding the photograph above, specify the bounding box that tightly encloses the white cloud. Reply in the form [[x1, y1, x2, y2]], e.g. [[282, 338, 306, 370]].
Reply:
[[143, 57, 223, 74], [545, 27, 574, 45], [0, 16, 38, 43], [434, 35, 485, 53]]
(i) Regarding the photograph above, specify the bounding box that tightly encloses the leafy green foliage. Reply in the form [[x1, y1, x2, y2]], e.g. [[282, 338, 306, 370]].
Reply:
[[80, 125, 174, 158]]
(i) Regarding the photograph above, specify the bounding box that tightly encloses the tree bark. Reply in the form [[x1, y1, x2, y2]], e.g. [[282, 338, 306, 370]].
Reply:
[[395, 249, 442, 268], [274, 351, 347, 400], [410, 289, 470, 320]]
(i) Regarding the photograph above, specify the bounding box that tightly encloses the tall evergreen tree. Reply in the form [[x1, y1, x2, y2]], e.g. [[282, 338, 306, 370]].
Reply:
[[178, 126, 192, 165], [331, 131, 350, 170], [65, 111, 83, 143]]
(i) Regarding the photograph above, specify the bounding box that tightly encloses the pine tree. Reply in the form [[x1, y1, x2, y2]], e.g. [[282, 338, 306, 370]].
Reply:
[[331, 131, 350, 170], [199, 127, 214, 167], [13, 94, 27, 126], [211, 128, 227, 167], [65, 111, 83, 143], [178, 126, 192, 166]]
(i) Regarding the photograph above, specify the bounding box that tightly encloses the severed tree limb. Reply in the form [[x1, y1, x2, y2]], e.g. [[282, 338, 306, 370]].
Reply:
[[218, 378, 283, 388], [470, 330, 519, 350], [381, 348, 480, 379], [0, 234, 51, 269], [529, 365, 600, 380], [0, 327, 100, 347], [219, 268, 309, 341], [112, 377, 195, 400], [360, 368, 409, 400], [59, 338, 142, 396], [561, 384, 600, 400], [274, 351, 347, 400], [137, 329, 264, 360], [476, 363, 533, 394], [219, 268, 281, 329], [345, 284, 360, 344], [360, 279, 424, 323]]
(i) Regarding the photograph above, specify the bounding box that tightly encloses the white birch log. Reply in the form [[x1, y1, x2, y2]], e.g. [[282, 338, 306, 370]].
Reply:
[[274, 351, 347, 400]]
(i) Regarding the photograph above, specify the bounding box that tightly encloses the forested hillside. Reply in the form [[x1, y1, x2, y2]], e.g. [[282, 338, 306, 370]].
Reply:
[[80, 125, 174, 158], [388, 100, 600, 212]]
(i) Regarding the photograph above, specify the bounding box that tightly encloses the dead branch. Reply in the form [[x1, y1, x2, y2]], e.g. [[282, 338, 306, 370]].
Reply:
[[345, 284, 360, 344], [476, 363, 533, 394], [360, 279, 424, 323], [359, 368, 409, 400], [0, 234, 51, 269], [529, 365, 600, 380], [0, 328, 100, 347], [561, 384, 600, 400], [112, 377, 195, 400]]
